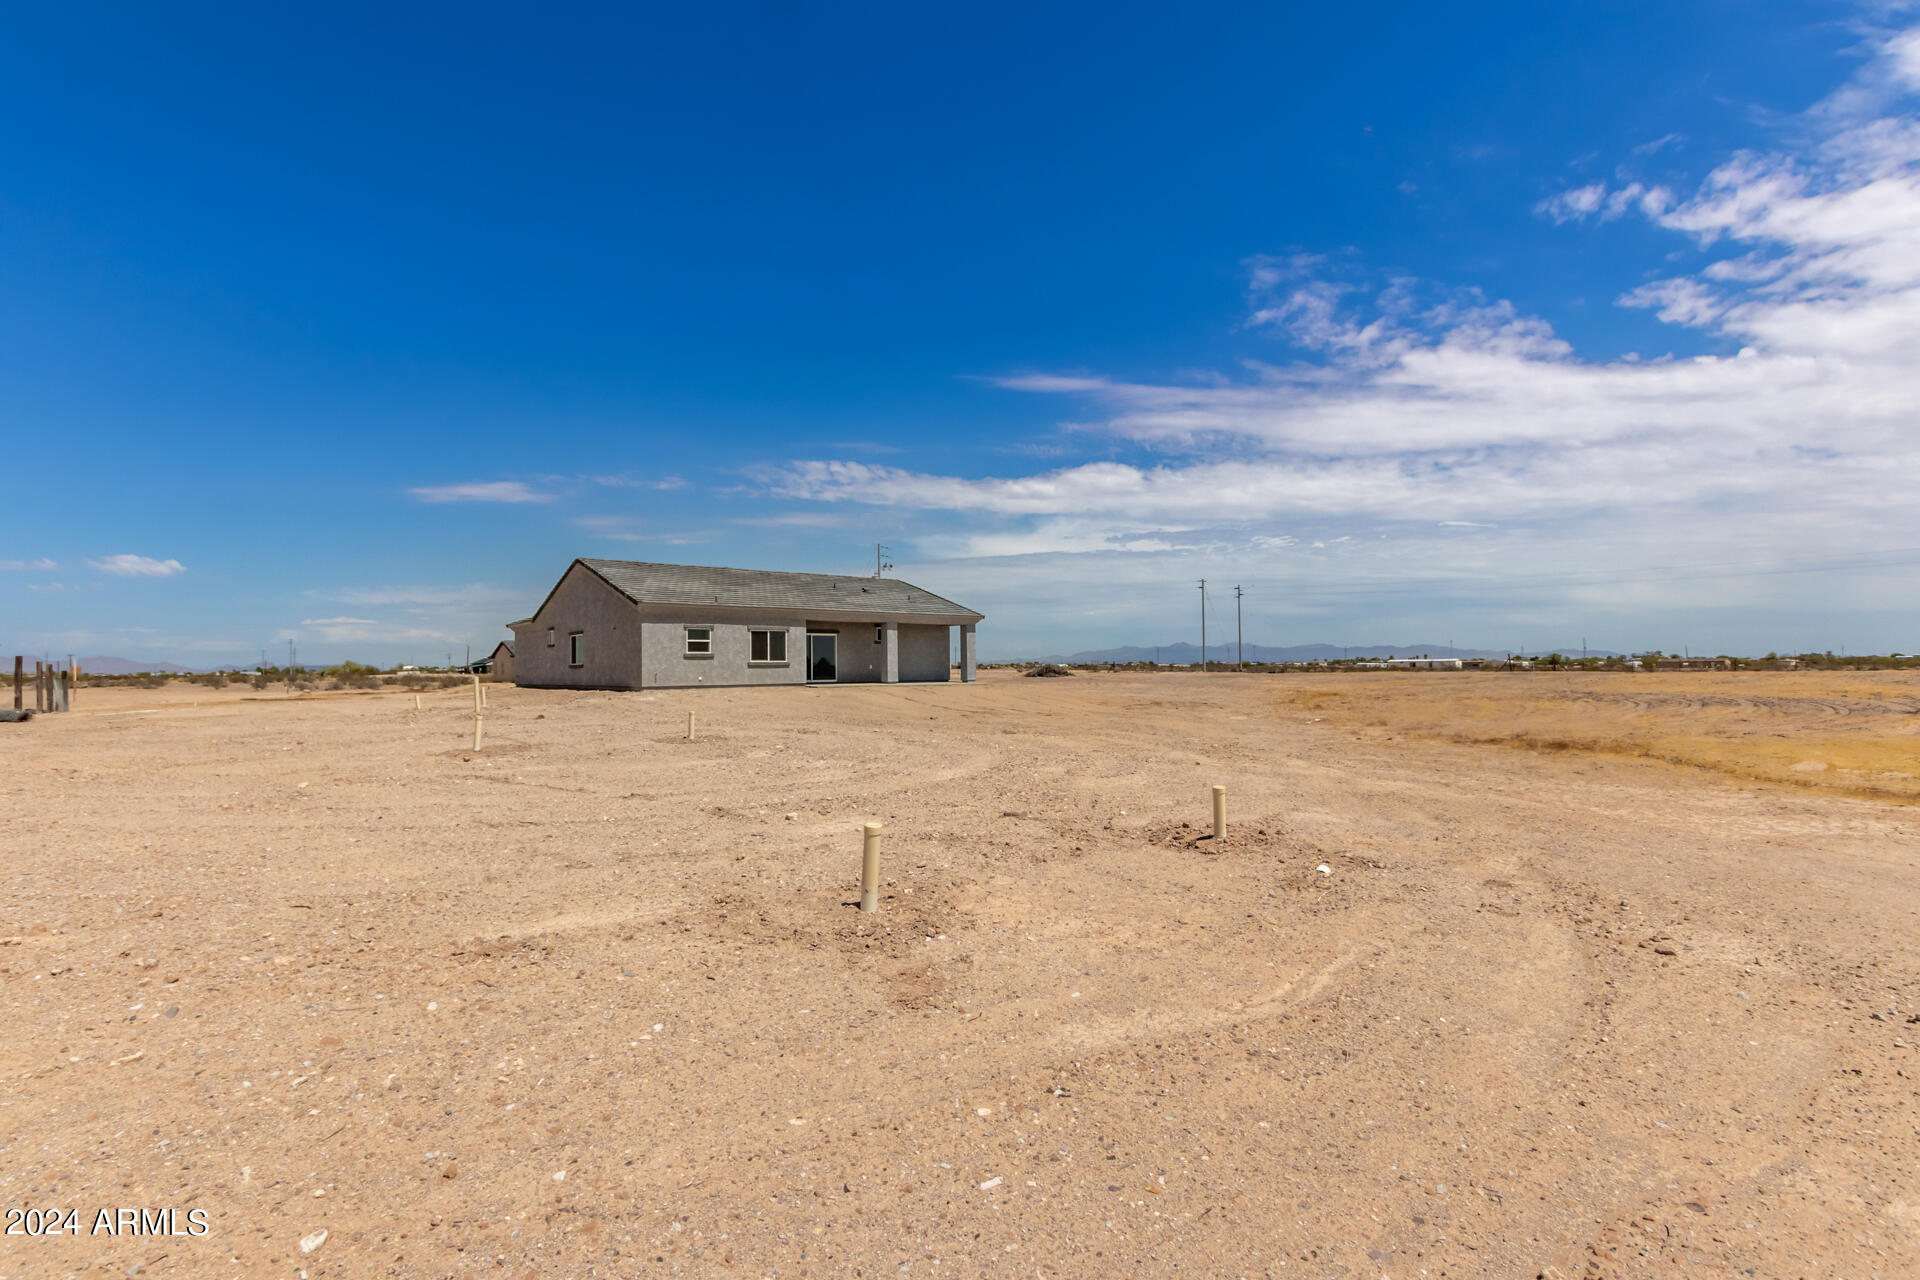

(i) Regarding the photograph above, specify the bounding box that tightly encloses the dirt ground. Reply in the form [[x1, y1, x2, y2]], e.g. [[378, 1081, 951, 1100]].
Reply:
[[3, 669, 1918, 1279]]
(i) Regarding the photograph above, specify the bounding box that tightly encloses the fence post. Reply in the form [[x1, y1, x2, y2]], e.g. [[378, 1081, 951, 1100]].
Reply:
[[11, 656, 19, 711], [860, 822, 882, 912]]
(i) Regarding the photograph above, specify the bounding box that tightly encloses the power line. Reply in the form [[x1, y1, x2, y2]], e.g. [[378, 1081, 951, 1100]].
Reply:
[[1234, 585, 1245, 669], [1197, 579, 1207, 673]]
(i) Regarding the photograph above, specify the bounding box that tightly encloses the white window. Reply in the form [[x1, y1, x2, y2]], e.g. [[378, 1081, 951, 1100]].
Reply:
[[685, 626, 712, 655], [750, 629, 787, 662], [568, 632, 584, 667], [875, 624, 884, 645], [547, 627, 556, 647]]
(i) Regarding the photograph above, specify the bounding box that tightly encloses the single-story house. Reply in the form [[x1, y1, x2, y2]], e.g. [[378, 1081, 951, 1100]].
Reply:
[[506, 558, 982, 690], [487, 642, 514, 683]]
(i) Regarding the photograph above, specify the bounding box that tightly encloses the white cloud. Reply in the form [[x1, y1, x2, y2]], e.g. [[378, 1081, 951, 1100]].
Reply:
[[1, 557, 57, 570], [322, 584, 523, 608], [771, 23, 1920, 581], [760, 25, 1920, 652], [1535, 181, 1606, 222], [408, 481, 553, 503], [591, 474, 689, 491], [298, 617, 467, 646], [89, 554, 187, 578]]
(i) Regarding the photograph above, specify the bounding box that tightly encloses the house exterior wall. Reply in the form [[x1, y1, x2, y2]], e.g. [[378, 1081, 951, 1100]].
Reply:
[[509, 563, 646, 690], [899, 624, 952, 682], [637, 611, 809, 688], [490, 644, 515, 684], [819, 620, 886, 684]]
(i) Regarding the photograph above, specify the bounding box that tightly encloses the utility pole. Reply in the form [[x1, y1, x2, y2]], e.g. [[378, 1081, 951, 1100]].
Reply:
[[1197, 579, 1207, 673], [1234, 586, 1244, 670], [875, 544, 892, 578], [288, 639, 295, 672]]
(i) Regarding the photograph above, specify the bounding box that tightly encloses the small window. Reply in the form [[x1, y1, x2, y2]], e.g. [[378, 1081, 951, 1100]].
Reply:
[[685, 626, 712, 655], [875, 624, 884, 645], [750, 629, 787, 662], [547, 627, 556, 647], [568, 632, 584, 667]]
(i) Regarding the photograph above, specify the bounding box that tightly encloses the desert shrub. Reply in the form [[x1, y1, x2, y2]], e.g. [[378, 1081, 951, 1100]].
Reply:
[[136, 675, 165, 689]]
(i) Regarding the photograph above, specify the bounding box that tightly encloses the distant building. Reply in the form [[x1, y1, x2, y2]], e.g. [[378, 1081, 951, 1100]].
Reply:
[[1657, 657, 1731, 670], [1386, 657, 1463, 670], [486, 642, 514, 683], [506, 558, 983, 690]]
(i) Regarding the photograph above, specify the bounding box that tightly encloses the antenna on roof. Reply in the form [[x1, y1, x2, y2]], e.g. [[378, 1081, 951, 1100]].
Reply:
[[875, 544, 893, 578]]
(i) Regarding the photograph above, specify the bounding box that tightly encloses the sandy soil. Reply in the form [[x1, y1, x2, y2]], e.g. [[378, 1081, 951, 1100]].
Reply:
[[3, 670, 1918, 1279]]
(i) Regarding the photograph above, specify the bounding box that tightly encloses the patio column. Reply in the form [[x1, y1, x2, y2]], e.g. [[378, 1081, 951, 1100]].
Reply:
[[960, 623, 977, 683], [883, 620, 900, 683]]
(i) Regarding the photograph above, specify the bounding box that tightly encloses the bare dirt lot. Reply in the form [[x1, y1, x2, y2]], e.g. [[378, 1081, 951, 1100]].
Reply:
[[3, 669, 1918, 1279]]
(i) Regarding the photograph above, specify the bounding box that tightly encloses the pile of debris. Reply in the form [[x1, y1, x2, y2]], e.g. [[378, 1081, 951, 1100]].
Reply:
[[1024, 664, 1074, 678]]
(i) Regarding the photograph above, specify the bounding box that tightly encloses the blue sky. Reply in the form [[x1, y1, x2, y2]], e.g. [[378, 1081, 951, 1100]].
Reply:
[[5, 2, 1919, 663]]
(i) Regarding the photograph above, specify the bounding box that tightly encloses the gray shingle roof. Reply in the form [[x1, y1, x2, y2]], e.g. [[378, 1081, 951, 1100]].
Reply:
[[578, 559, 983, 621]]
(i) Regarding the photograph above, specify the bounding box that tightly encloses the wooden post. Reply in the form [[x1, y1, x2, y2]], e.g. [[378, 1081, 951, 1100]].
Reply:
[[11, 656, 19, 711], [686, 710, 695, 741], [860, 822, 882, 912], [34, 661, 44, 713], [1211, 785, 1226, 840]]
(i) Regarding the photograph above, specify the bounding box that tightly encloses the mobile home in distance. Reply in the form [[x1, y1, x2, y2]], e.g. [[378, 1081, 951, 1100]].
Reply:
[[506, 559, 982, 690]]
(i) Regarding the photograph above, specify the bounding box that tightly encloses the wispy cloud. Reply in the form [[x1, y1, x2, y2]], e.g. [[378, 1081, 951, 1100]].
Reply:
[[89, 554, 186, 577], [408, 481, 553, 503], [573, 514, 710, 544], [768, 22, 1920, 591], [734, 512, 851, 528], [0, 557, 57, 570], [317, 583, 523, 608], [1535, 180, 1671, 224], [591, 474, 689, 491]]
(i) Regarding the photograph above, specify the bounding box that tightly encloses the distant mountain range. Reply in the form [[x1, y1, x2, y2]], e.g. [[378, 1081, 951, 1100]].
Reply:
[[73, 656, 198, 674], [1028, 642, 1623, 664]]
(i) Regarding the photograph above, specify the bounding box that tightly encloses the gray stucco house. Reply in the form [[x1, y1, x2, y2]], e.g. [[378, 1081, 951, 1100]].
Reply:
[[505, 558, 982, 690]]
